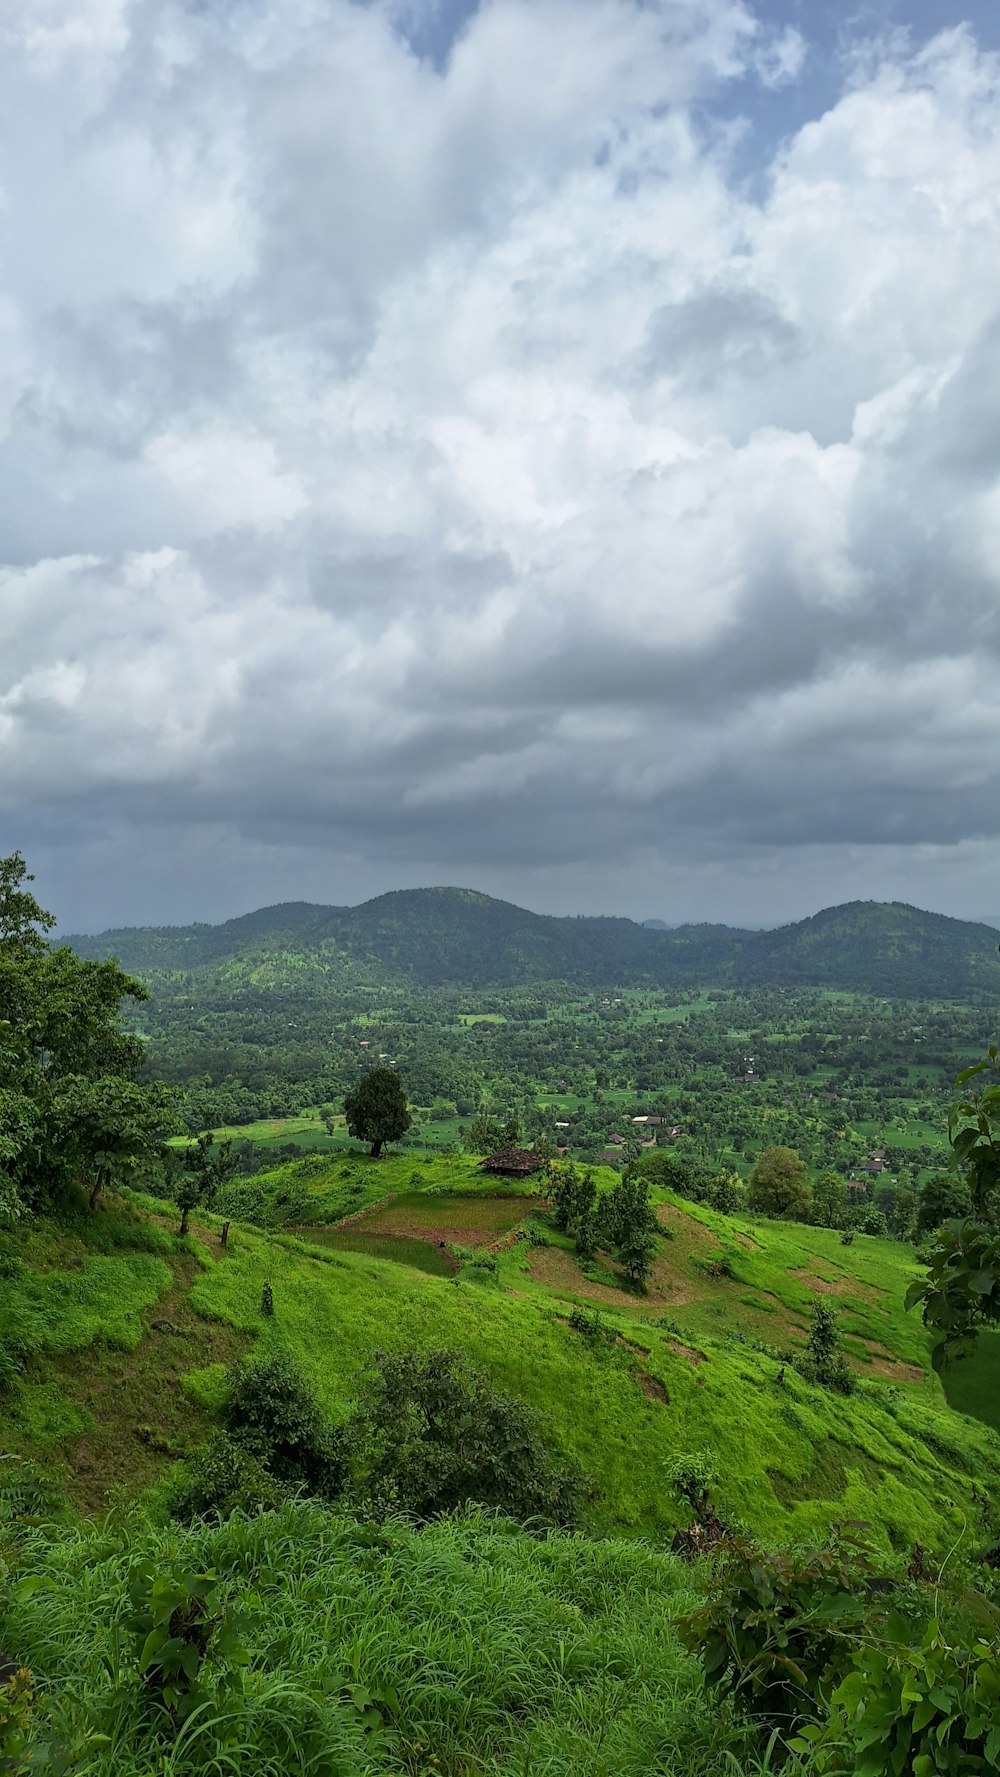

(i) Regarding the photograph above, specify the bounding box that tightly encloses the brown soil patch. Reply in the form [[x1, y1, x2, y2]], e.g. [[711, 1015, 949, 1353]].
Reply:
[[49, 1257, 250, 1515], [868, 1357, 925, 1383], [668, 1340, 708, 1367], [656, 1204, 719, 1249], [734, 1232, 762, 1250], [527, 1245, 696, 1310], [636, 1370, 670, 1403], [374, 1221, 501, 1250], [791, 1269, 875, 1302]]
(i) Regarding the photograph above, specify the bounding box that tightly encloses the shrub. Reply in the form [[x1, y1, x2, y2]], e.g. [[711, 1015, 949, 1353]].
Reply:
[[801, 1614, 1000, 1775], [678, 1533, 880, 1736], [346, 1347, 588, 1526], [568, 1305, 616, 1346], [221, 1350, 344, 1497], [169, 1432, 287, 1523], [260, 1278, 274, 1317], [665, 1452, 717, 1519], [795, 1302, 856, 1395]]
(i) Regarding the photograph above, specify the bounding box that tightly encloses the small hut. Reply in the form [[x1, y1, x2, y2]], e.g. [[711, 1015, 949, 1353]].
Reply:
[[481, 1148, 548, 1177]]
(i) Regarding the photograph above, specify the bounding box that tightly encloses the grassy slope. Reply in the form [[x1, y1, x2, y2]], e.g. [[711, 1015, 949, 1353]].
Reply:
[[8, 1503, 759, 1777], [5, 1160, 999, 1559]]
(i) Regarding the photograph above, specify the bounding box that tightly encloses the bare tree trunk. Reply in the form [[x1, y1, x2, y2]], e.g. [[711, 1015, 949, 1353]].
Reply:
[[89, 1171, 104, 1212], [370, 1138, 383, 1158], [179, 1206, 190, 1236], [220, 1221, 230, 1248]]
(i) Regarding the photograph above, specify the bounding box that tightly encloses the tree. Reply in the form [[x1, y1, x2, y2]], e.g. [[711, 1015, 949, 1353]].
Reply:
[[0, 852, 180, 1217], [908, 1047, 1000, 1365], [463, 1111, 520, 1155], [811, 1170, 847, 1229], [52, 1075, 179, 1211], [598, 1170, 658, 1291], [708, 1169, 746, 1215], [177, 1131, 236, 1236], [345, 1347, 586, 1525], [747, 1147, 811, 1221], [915, 1170, 972, 1238], [343, 1066, 412, 1157]]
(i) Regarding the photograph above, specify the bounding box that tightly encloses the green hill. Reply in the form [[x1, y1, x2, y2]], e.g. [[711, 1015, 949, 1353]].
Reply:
[[5, 1158, 996, 1547], [735, 900, 1000, 997], [64, 888, 1000, 997], [6, 1163, 1000, 1775]]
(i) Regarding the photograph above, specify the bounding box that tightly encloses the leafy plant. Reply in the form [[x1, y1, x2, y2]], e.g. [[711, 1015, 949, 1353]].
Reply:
[[169, 1432, 287, 1523], [800, 1609, 1000, 1775], [795, 1302, 856, 1395], [221, 1349, 344, 1497], [126, 1558, 248, 1719], [678, 1533, 880, 1736]]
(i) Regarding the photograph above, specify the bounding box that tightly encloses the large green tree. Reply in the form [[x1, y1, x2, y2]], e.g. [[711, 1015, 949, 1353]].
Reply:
[[747, 1146, 811, 1221], [0, 852, 180, 1217], [343, 1065, 412, 1157]]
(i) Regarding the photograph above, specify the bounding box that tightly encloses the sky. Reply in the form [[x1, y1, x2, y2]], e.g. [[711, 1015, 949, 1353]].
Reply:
[[4, 0, 1000, 933]]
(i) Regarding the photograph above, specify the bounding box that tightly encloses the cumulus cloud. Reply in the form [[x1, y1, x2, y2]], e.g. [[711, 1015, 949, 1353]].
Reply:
[[2, 1, 1000, 927]]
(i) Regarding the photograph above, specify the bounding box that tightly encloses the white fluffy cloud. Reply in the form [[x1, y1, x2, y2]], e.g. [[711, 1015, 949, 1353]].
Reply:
[[2, 1, 1000, 926]]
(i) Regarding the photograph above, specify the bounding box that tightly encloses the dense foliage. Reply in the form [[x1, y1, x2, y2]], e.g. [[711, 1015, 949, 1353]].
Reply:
[[0, 854, 179, 1223]]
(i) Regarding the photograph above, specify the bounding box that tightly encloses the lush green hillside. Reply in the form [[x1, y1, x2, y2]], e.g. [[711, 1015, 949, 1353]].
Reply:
[[6, 1163, 1000, 1775], [737, 900, 1000, 998], [66, 887, 1000, 998], [5, 1161, 998, 1551], [67, 886, 749, 987]]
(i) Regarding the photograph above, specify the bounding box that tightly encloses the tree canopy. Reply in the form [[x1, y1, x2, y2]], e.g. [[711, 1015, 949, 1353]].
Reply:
[[747, 1147, 810, 1220], [343, 1065, 412, 1157], [0, 851, 179, 1220]]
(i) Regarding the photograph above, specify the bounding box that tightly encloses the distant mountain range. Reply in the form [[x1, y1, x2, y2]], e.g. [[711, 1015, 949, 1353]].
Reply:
[[64, 888, 1000, 998]]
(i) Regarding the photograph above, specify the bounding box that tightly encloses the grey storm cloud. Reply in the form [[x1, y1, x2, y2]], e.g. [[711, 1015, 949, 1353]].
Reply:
[[2, 0, 1000, 929]]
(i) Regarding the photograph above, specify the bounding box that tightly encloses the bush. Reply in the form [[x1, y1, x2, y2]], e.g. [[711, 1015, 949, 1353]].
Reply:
[[169, 1432, 287, 1523], [795, 1301, 856, 1396], [221, 1350, 344, 1498], [678, 1533, 880, 1736], [346, 1347, 588, 1526], [568, 1305, 616, 1346], [799, 1614, 1000, 1775]]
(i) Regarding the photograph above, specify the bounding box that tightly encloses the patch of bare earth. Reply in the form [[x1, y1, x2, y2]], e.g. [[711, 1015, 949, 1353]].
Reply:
[[668, 1341, 708, 1367], [868, 1356, 926, 1383], [636, 1370, 670, 1403], [656, 1204, 719, 1249], [527, 1245, 697, 1309], [734, 1232, 762, 1250], [790, 1269, 876, 1303], [53, 1256, 249, 1515]]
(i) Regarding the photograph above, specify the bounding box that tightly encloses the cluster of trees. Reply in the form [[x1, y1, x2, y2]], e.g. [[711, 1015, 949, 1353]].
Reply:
[[0, 854, 179, 1222], [552, 1163, 658, 1288]]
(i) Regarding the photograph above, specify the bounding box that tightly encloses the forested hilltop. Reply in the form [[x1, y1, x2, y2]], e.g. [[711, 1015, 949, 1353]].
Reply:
[[68, 886, 1000, 997]]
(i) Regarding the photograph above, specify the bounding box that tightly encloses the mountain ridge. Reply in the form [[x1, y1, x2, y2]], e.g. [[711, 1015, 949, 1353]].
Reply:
[[63, 888, 1000, 997]]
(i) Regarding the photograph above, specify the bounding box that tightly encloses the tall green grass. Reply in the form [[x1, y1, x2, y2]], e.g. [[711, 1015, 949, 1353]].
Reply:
[[6, 1499, 765, 1777]]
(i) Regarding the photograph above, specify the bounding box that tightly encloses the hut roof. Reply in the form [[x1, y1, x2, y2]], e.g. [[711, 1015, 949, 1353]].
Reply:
[[482, 1148, 548, 1176]]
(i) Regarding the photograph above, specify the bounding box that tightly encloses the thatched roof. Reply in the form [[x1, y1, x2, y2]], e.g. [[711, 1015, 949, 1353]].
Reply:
[[481, 1148, 548, 1176]]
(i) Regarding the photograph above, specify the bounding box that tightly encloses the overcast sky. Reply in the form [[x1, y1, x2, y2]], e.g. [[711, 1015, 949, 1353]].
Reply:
[[4, 0, 1000, 933]]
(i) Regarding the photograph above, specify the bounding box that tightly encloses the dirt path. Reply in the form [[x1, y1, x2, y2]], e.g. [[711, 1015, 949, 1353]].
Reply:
[[56, 1255, 249, 1514]]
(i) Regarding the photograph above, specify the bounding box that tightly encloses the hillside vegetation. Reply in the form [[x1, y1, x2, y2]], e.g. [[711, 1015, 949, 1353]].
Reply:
[[5, 1157, 997, 1550], [66, 887, 1000, 997], [8, 853, 1000, 1776]]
